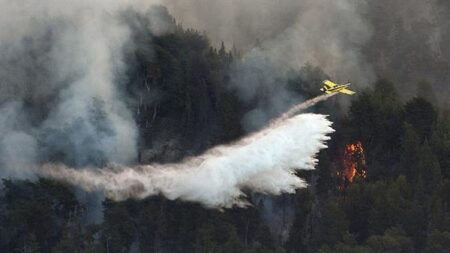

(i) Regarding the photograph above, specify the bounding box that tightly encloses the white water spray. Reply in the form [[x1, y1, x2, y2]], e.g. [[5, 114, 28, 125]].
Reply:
[[274, 93, 337, 124], [39, 95, 335, 208]]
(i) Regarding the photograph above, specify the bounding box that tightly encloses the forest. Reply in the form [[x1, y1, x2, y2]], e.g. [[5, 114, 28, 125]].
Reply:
[[1, 6, 450, 253]]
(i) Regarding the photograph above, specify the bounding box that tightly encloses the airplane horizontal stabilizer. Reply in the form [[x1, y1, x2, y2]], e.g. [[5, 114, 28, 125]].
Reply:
[[339, 88, 355, 95]]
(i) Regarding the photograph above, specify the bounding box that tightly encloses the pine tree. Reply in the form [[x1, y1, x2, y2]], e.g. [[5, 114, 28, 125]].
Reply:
[[404, 97, 437, 141], [399, 124, 421, 181], [417, 141, 442, 193]]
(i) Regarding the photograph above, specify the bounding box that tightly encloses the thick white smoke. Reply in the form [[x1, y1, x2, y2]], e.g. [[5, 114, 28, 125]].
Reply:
[[40, 111, 333, 208], [0, 0, 171, 178]]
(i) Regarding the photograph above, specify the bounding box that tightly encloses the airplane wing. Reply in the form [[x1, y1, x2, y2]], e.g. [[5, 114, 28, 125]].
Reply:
[[323, 80, 337, 88], [339, 88, 355, 95]]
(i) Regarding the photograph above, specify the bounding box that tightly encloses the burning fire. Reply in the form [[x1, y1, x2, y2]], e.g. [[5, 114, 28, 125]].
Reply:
[[337, 141, 367, 184]]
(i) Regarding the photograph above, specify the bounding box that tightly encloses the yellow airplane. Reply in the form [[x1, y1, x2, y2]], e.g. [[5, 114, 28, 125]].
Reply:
[[320, 80, 355, 95]]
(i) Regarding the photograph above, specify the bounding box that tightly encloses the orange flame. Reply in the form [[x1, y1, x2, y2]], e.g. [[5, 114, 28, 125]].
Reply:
[[341, 141, 367, 184]]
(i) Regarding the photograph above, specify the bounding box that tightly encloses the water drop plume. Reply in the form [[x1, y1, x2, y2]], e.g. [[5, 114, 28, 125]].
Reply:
[[39, 96, 335, 208]]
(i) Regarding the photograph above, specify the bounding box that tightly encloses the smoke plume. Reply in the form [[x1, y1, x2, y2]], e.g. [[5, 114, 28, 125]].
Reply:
[[164, 0, 375, 81], [40, 107, 334, 208], [0, 0, 343, 209], [0, 0, 175, 179], [0, 0, 376, 179], [2, 0, 449, 182], [162, 0, 374, 130]]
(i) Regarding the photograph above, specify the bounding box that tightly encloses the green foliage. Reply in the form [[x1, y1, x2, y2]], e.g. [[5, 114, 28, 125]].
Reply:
[[131, 21, 242, 155], [286, 189, 314, 252], [423, 230, 450, 253], [404, 97, 437, 141], [431, 117, 450, 178], [318, 198, 349, 247], [399, 124, 421, 180], [0, 179, 81, 253], [365, 227, 414, 253], [102, 200, 136, 253], [347, 80, 404, 180], [317, 227, 414, 253]]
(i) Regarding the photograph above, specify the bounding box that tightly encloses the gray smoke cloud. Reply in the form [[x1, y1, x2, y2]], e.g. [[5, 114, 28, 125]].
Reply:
[[362, 0, 450, 102], [164, 0, 374, 82], [0, 0, 172, 179], [0, 102, 37, 180], [165, 0, 450, 108], [149, 0, 450, 106], [163, 0, 374, 129], [0, 0, 340, 211], [0, 1, 355, 211]]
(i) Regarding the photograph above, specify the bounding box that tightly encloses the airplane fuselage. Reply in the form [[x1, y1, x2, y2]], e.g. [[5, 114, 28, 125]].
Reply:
[[321, 83, 351, 94]]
